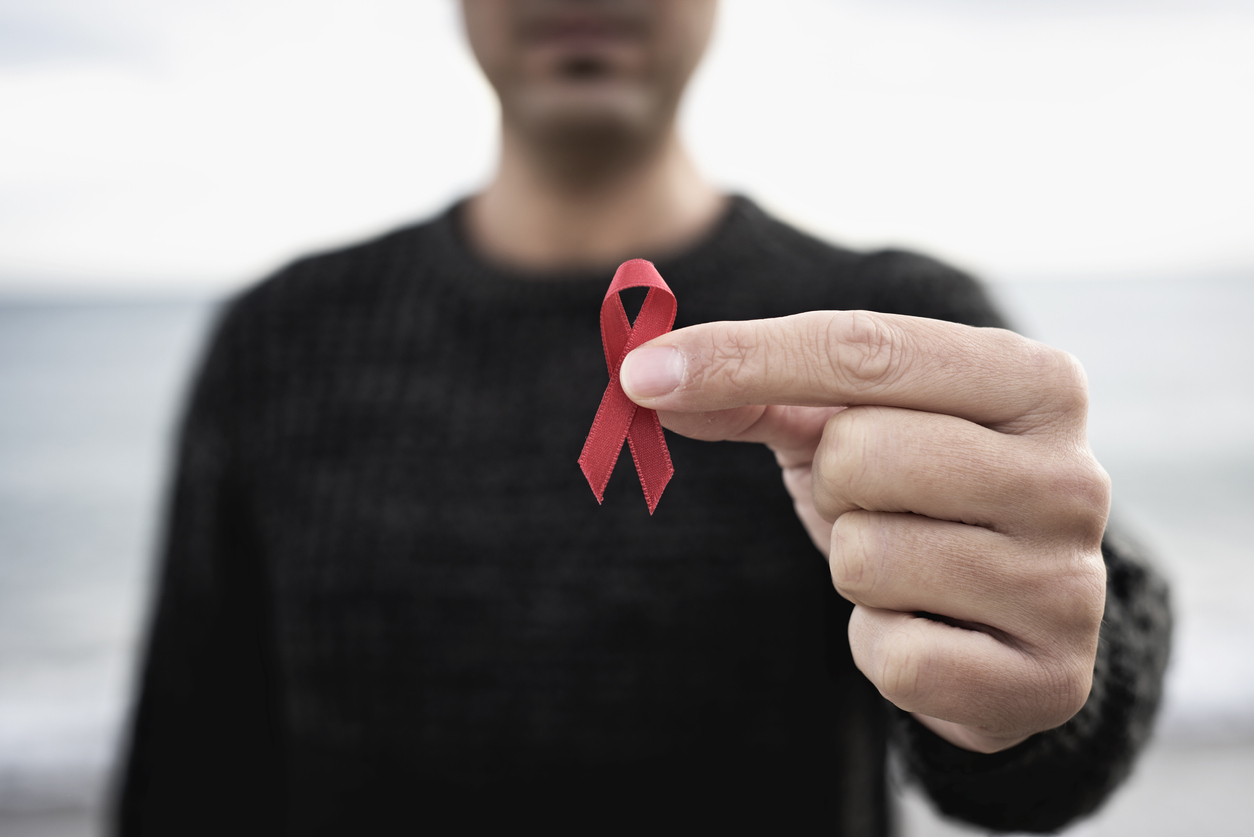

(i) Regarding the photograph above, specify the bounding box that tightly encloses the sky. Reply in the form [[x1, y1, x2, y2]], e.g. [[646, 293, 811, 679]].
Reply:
[[0, 0, 1251, 293]]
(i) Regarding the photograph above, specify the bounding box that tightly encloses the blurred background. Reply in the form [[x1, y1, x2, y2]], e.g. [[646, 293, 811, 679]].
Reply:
[[1, 1, 1251, 834]]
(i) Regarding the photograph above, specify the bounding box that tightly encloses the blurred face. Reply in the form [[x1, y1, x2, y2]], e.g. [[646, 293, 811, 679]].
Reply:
[[461, 0, 718, 146]]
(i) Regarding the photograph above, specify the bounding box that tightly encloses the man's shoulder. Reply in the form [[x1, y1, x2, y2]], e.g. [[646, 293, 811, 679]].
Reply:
[[736, 198, 971, 290], [711, 198, 1004, 328], [235, 209, 455, 316], [201, 206, 463, 361]]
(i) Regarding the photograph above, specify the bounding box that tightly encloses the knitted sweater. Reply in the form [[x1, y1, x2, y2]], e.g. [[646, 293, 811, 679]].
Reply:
[[115, 197, 1170, 835]]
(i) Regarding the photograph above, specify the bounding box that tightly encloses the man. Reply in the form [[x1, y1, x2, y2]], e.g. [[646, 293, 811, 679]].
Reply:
[[116, 1, 1170, 833]]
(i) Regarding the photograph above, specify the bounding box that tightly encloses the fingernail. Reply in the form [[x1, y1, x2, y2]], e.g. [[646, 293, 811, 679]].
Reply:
[[621, 347, 684, 398]]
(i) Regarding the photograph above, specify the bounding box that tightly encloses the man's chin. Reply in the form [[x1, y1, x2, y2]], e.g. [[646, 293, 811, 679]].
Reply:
[[512, 86, 659, 145]]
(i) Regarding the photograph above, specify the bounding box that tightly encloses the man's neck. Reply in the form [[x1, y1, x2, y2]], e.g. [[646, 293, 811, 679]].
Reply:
[[464, 125, 726, 273]]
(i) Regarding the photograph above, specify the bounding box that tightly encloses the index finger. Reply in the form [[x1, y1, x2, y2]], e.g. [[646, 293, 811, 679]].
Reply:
[[619, 310, 1087, 432]]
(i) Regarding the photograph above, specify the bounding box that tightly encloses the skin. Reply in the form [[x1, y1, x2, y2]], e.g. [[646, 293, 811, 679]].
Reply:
[[620, 314, 1109, 753], [460, 0, 725, 271], [462, 0, 1110, 754]]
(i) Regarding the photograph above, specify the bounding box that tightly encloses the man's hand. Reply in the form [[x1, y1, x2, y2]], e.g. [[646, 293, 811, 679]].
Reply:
[[620, 310, 1109, 754]]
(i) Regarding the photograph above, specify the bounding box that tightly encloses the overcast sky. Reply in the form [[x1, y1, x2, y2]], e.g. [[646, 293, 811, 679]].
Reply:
[[1, 0, 1251, 293]]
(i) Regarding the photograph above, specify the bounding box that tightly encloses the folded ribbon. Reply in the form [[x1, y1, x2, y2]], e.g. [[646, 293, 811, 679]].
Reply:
[[578, 259, 677, 514]]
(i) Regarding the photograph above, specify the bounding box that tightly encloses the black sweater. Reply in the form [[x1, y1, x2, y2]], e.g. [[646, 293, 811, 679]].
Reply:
[[115, 197, 1170, 835]]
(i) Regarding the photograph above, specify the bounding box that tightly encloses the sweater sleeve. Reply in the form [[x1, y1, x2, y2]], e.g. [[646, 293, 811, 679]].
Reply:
[[111, 296, 285, 836], [858, 250, 1173, 832]]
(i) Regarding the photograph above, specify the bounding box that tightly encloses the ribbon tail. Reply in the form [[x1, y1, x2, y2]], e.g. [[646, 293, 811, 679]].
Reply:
[[625, 406, 673, 514], [578, 380, 638, 503]]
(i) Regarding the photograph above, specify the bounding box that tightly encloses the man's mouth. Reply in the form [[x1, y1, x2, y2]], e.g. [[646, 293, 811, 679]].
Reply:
[[520, 7, 647, 50]]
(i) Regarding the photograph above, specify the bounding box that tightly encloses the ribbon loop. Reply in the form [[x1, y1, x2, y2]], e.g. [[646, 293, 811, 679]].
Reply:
[[578, 259, 677, 514]]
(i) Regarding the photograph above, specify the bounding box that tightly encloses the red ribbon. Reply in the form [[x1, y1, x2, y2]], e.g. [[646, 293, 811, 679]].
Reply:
[[579, 259, 677, 514]]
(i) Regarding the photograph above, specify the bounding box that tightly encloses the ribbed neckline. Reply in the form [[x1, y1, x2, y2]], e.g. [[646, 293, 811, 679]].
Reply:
[[428, 194, 759, 305]]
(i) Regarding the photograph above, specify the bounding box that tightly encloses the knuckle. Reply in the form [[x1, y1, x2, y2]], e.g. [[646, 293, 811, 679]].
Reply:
[[825, 311, 904, 393], [1054, 351, 1091, 415], [1053, 549, 1108, 635], [1029, 343, 1090, 417], [1055, 349, 1090, 393], [829, 512, 878, 598], [827, 407, 879, 475], [1041, 453, 1112, 543], [700, 327, 758, 397], [1075, 460, 1112, 533], [1037, 654, 1095, 727], [1021, 546, 1104, 708], [813, 408, 878, 518], [876, 625, 929, 708]]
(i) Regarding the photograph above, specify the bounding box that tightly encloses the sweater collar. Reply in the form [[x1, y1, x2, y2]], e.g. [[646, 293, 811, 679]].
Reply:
[[432, 194, 761, 304]]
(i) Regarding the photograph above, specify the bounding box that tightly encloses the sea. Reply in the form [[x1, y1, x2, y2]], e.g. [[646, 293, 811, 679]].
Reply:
[[1, 275, 1252, 832]]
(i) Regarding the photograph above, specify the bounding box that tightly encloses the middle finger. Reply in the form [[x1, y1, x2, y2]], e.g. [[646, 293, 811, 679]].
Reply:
[[812, 405, 1060, 534]]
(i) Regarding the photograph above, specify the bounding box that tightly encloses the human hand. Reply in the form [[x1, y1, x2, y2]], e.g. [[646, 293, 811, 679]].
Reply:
[[620, 310, 1109, 754]]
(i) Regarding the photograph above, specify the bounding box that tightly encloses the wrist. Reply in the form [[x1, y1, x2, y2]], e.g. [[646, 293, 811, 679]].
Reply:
[[912, 713, 1033, 754]]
